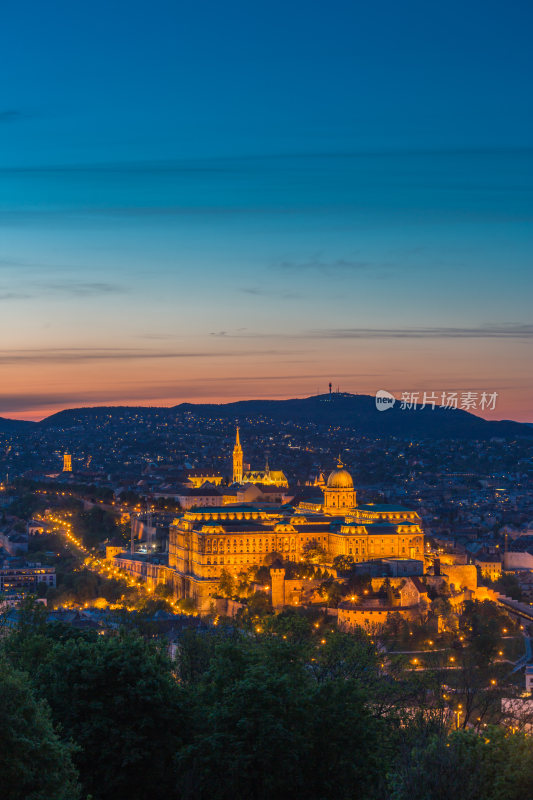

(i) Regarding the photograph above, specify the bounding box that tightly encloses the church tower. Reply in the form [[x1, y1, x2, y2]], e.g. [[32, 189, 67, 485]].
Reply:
[[233, 427, 243, 484]]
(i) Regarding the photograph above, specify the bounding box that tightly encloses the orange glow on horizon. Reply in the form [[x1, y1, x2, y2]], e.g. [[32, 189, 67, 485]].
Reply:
[[1, 335, 531, 422]]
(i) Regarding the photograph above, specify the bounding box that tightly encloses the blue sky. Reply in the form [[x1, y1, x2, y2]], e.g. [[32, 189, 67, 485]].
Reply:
[[0, 0, 532, 419]]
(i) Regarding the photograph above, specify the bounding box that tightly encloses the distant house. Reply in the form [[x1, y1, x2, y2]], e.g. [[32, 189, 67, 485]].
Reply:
[[185, 469, 224, 488], [474, 554, 502, 581], [175, 484, 223, 510]]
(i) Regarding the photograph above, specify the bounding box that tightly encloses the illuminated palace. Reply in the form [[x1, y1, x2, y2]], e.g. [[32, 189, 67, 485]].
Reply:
[[168, 447, 424, 611]]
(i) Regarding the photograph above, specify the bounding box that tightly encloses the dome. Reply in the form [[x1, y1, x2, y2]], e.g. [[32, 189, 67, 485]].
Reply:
[[327, 461, 354, 489]]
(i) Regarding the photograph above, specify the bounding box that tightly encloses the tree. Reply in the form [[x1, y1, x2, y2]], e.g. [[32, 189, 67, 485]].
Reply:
[[346, 571, 372, 595], [0, 659, 80, 800], [235, 568, 254, 597], [33, 634, 187, 800], [175, 626, 240, 686], [494, 572, 523, 601], [317, 576, 345, 607], [7, 492, 45, 520], [176, 635, 385, 800], [217, 568, 235, 598], [382, 577, 395, 605], [72, 506, 118, 548], [302, 539, 328, 564], [310, 629, 379, 684], [461, 600, 512, 667], [118, 489, 142, 507], [253, 565, 270, 584], [388, 726, 533, 800], [333, 554, 354, 573], [264, 608, 314, 644], [247, 590, 272, 615]]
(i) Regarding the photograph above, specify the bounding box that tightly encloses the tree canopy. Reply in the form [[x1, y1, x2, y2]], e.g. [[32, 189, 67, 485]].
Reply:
[[0, 659, 80, 800], [2, 604, 533, 800]]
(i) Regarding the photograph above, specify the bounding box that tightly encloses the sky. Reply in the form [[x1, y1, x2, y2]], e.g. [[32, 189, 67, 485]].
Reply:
[[0, 0, 532, 421]]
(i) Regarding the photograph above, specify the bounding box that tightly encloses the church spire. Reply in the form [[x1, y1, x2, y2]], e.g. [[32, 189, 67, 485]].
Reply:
[[233, 426, 243, 484]]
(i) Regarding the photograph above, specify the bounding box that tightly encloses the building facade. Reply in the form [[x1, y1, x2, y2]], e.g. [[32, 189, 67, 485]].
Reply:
[[166, 463, 423, 610], [232, 428, 288, 487], [0, 565, 56, 593]]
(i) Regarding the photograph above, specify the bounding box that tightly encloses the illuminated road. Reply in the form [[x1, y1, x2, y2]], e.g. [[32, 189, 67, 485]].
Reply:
[[44, 510, 187, 614]]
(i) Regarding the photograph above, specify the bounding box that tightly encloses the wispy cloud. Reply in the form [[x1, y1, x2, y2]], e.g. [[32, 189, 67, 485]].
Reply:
[[0, 292, 33, 300], [138, 333, 177, 341], [0, 347, 292, 365], [0, 257, 42, 270], [0, 280, 126, 299], [240, 287, 301, 299], [40, 281, 124, 296], [278, 257, 374, 273], [209, 327, 249, 337], [0, 110, 26, 123], [307, 324, 533, 339]]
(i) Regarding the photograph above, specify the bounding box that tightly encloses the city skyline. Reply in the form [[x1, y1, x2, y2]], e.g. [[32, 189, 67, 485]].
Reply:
[[1, 0, 532, 421]]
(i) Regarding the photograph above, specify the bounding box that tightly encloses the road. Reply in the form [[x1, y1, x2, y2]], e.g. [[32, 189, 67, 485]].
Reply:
[[512, 635, 532, 673]]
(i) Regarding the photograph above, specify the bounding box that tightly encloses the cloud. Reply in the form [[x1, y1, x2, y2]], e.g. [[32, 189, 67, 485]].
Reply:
[[307, 324, 533, 339], [39, 281, 125, 296], [0, 280, 126, 299], [0, 349, 227, 365], [0, 347, 293, 365], [138, 333, 177, 341], [0, 205, 301, 223], [0, 257, 43, 270], [278, 258, 372, 272], [0, 110, 25, 123], [239, 287, 301, 299], [0, 372, 371, 415], [209, 327, 248, 337], [0, 292, 33, 300]]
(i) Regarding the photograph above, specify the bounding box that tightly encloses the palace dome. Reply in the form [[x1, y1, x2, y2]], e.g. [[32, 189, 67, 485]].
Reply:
[[326, 462, 354, 489]]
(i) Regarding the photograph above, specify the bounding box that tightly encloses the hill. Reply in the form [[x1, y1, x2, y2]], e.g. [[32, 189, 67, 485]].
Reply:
[[0, 416, 36, 432], [30, 393, 532, 440], [174, 393, 530, 439]]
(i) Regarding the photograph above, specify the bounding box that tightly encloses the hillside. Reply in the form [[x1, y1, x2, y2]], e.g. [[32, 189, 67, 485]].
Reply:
[[0, 416, 36, 432], [28, 393, 532, 439]]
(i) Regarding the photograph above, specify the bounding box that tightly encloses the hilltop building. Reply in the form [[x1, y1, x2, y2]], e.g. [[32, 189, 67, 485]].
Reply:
[[166, 461, 423, 610], [63, 453, 72, 472], [232, 428, 288, 487]]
